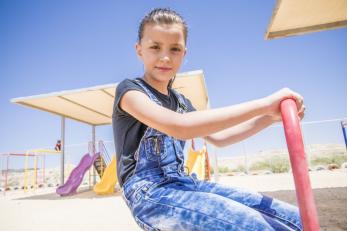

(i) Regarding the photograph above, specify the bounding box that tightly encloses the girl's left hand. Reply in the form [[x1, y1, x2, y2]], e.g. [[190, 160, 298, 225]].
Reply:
[[264, 88, 305, 123], [269, 103, 306, 123]]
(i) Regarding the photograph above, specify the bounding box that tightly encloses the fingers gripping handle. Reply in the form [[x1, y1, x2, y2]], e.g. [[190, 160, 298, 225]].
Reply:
[[280, 99, 320, 231]]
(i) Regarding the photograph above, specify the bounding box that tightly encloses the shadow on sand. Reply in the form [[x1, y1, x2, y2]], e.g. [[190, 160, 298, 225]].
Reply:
[[14, 187, 122, 200]]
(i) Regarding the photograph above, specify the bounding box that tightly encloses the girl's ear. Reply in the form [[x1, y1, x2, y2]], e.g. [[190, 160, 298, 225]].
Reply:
[[135, 43, 143, 59], [184, 47, 187, 57]]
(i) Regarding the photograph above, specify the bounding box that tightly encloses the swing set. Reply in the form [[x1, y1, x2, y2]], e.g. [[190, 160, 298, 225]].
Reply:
[[1, 149, 61, 193]]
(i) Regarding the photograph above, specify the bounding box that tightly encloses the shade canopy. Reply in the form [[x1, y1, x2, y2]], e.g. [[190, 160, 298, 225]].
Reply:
[[11, 70, 209, 126], [266, 0, 347, 39]]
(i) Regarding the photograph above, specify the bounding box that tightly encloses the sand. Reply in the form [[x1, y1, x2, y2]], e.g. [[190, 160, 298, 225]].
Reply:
[[1, 170, 346, 231], [265, 188, 347, 231]]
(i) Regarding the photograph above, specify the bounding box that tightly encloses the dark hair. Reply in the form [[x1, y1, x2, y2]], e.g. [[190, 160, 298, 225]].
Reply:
[[138, 8, 188, 44], [138, 8, 187, 89]]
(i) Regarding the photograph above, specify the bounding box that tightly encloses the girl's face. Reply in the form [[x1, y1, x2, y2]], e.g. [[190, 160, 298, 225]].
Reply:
[[136, 23, 186, 84]]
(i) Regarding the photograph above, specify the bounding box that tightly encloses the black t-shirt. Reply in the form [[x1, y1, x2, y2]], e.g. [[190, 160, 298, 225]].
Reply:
[[112, 78, 196, 187]]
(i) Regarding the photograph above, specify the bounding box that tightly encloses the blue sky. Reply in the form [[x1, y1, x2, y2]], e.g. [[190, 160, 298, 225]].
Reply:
[[1, 1, 346, 169]]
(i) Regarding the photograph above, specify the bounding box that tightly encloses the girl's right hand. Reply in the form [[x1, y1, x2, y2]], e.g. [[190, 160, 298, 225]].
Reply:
[[264, 88, 305, 122]]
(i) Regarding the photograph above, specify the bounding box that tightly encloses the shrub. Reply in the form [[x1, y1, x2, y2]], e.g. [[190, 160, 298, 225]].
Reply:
[[250, 156, 290, 173], [311, 154, 347, 167], [234, 165, 246, 173], [218, 166, 230, 173]]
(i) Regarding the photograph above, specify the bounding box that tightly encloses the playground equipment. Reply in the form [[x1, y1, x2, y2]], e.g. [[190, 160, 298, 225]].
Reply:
[[93, 141, 118, 195], [56, 152, 100, 196], [185, 139, 211, 181], [24, 149, 61, 192], [341, 121, 347, 151], [93, 155, 117, 195], [0, 149, 61, 194], [12, 71, 208, 187], [93, 141, 111, 178], [281, 99, 320, 231]]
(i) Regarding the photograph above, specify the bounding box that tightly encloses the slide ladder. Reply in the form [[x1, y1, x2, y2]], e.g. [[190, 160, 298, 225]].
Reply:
[[93, 141, 118, 195]]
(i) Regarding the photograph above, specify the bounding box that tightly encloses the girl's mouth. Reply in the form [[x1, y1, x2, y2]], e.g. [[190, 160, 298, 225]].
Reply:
[[156, 67, 172, 71]]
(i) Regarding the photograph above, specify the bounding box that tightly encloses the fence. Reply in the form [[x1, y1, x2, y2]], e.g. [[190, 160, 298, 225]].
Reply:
[[212, 118, 347, 180], [1, 118, 346, 193]]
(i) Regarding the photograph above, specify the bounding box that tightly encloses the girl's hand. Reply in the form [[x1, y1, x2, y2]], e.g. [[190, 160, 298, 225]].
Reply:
[[264, 88, 305, 123]]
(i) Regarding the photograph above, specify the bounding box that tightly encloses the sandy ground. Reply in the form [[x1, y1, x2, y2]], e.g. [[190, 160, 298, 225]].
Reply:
[[265, 188, 347, 231], [1, 170, 346, 231]]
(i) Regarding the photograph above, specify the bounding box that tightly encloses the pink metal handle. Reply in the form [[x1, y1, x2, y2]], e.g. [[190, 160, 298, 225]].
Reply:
[[280, 99, 320, 231]]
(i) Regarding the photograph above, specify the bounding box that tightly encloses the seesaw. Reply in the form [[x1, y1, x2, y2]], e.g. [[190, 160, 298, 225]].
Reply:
[[281, 99, 320, 231]]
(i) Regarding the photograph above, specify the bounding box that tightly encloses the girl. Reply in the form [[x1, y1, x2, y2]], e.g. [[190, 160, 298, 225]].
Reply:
[[113, 8, 305, 231]]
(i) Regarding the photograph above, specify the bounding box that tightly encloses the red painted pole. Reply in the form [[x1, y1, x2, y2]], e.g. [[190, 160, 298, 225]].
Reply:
[[5, 155, 9, 191], [280, 99, 320, 231]]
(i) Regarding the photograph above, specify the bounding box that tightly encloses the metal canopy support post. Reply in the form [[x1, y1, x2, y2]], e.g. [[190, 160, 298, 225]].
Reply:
[[242, 141, 249, 175], [212, 146, 219, 183], [5, 155, 9, 193], [60, 116, 65, 186], [92, 125, 96, 185], [206, 99, 219, 183], [341, 121, 347, 151]]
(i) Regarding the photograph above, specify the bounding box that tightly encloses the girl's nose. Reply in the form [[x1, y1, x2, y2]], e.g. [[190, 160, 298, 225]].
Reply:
[[160, 53, 170, 62]]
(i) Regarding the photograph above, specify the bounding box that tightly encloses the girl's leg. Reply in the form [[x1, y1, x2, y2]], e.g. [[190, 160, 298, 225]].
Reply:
[[194, 179, 302, 231], [129, 182, 297, 231]]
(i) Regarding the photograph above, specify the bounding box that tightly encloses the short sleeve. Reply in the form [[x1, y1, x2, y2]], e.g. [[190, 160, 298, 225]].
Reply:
[[113, 79, 146, 115], [183, 96, 196, 112]]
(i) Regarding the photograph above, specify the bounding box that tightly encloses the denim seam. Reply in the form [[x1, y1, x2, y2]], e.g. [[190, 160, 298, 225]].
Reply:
[[134, 215, 160, 231], [143, 196, 254, 230], [253, 207, 302, 231], [144, 178, 172, 199], [124, 181, 154, 203]]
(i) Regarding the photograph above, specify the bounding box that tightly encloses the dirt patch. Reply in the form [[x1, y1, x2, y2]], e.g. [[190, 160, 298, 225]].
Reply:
[[263, 187, 347, 231]]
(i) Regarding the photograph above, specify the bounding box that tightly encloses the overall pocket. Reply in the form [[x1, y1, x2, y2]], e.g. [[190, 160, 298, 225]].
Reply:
[[144, 135, 167, 162]]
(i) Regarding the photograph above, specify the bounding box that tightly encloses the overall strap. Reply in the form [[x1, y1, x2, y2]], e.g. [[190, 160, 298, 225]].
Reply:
[[170, 89, 188, 113], [134, 79, 162, 106], [134, 78, 188, 113]]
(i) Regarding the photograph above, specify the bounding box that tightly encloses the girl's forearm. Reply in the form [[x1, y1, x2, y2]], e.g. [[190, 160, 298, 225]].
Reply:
[[175, 98, 269, 139], [204, 115, 274, 147]]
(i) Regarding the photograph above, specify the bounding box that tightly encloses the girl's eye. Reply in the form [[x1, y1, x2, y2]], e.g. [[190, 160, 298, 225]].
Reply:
[[172, 47, 181, 52], [150, 46, 160, 50]]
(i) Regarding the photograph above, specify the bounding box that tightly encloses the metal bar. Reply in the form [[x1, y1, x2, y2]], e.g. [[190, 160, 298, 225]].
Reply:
[[92, 125, 96, 185], [60, 116, 65, 186], [341, 121, 347, 151], [5, 155, 9, 194], [212, 145, 219, 183], [43, 155, 46, 183], [242, 141, 249, 174], [0, 155, 3, 195], [99, 140, 111, 164], [34, 155, 37, 186], [280, 99, 320, 230], [7, 153, 36, 157]]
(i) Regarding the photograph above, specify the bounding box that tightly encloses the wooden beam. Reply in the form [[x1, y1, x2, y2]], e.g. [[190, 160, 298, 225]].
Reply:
[[266, 20, 347, 40]]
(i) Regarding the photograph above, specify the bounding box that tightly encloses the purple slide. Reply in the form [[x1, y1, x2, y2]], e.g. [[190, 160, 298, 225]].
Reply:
[[56, 152, 100, 196]]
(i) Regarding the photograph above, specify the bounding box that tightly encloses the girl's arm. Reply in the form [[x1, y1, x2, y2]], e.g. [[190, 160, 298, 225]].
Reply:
[[119, 88, 304, 141], [205, 102, 305, 147], [204, 115, 274, 147]]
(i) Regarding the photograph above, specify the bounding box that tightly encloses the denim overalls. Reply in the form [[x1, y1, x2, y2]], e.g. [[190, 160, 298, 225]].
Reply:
[[122, 79, 303, 231]]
